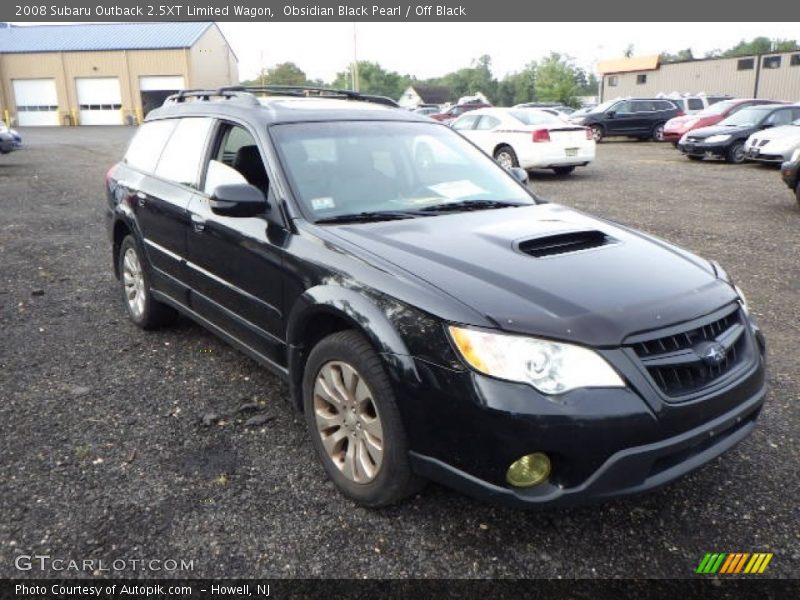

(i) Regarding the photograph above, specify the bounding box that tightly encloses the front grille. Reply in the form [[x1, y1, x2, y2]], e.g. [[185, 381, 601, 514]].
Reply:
[[629, 306, 750, 398]]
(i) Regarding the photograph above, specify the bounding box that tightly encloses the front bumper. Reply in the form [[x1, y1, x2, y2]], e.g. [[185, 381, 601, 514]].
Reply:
[[400, 320, 767, 508], [677, 140, 729, 158], [744, 147, 788, 164]]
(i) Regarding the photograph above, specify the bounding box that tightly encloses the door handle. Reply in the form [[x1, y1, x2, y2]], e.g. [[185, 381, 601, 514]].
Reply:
[[191, 215, 206, 233]]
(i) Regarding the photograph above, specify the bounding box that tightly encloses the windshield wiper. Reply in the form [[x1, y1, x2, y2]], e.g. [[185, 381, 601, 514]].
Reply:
[[419, 199, 528, 213], [315, 210, 425, 224]]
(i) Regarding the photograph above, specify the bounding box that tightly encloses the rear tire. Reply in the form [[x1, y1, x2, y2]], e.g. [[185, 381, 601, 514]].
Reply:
[[303, 330, 424, 507], [493, 145, 519, 169], [652, 123, 666, 141], [118, 235, 177, 329], [552, 166, 575, 176], [726, 141, 746, 164]]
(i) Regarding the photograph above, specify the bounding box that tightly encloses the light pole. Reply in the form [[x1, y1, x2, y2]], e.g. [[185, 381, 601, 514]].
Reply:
[[352, 23, 360, 92]]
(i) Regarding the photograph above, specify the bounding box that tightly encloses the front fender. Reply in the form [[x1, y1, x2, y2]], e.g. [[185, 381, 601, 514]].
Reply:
[[285, 285, 446, 411]]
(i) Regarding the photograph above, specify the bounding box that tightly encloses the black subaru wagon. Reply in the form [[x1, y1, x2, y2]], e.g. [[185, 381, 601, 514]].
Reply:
[[106, 86, 766, 508]]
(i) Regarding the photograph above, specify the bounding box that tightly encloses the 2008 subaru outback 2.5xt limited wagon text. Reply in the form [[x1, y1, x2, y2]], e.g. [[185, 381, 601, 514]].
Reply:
[[105, 86, 767, 507]]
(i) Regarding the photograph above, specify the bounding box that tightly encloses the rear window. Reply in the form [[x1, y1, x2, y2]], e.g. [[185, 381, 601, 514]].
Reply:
[[687, 98, 704, 111], [123, 120, 176, 172], [509, 109, 562, 125], [154, 117, 214, 187]]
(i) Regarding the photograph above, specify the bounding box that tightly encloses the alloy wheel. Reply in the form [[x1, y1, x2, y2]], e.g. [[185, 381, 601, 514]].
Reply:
[[122, 247, 145, 318], [495, 151, 514, 169], [313, 361, 384, 484]]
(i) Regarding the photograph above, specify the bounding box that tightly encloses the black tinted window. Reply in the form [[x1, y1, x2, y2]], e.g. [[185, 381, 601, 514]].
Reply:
[[659, 101, 678, 111], [154, 118, 214, 187], [688, 98, 704, 110], [632, 100, 656, 112], [204, 124, 268, 196], [124, 120, 176, 172]]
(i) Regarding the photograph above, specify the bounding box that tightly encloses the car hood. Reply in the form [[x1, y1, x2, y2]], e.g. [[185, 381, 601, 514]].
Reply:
[[750, 125, 800, 143], [328, 204, 737, 347], [688, 124, 754, 138]]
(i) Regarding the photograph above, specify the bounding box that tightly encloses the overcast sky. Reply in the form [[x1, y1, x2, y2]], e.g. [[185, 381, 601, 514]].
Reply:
[[214, 22, 800, 82]]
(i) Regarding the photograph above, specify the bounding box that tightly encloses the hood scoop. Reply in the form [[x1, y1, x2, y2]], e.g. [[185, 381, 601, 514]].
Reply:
[[516, 229, 615, 258]]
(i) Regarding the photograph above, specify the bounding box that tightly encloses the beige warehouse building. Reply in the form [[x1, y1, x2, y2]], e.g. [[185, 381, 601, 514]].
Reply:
[[598, 51, 800, 103], [0, 22, 238, 126]]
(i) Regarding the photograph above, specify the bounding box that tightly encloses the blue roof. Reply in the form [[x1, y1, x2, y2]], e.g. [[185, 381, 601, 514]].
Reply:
[[0, 22, 213, 53]]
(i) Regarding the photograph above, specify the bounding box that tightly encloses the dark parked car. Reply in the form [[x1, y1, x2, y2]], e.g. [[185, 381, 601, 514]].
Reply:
[[780, 149, 800, 206], [570, 98, 683, 141], [0, 131, 14, 154], [106, 86, 766, 508], [677, 104, 800, 163], [663, 99, 783, 145]]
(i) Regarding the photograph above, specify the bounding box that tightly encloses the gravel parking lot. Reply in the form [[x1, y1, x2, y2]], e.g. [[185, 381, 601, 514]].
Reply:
[[1, 127, 798, 579]]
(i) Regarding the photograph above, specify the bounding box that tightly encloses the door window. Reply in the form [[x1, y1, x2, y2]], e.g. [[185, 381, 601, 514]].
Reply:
[[203, 123, 269, 196], [475, 116, 501, 130], [613, 101, 634, 113], [154, 117, 214, 187], [632, 100, 656, 112], [452, 114, 480, 130], [765, 109, 792, 127]]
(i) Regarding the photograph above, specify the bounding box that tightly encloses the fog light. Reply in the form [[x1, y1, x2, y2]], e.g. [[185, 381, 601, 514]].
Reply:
[[506, 453, 551, 488]]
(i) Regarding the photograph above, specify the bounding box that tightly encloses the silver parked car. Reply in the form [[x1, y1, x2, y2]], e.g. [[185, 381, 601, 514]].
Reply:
[[745, 115, 800, 164]]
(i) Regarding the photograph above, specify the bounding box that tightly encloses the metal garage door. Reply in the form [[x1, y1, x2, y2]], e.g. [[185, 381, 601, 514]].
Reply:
[[139, 76, 186, 117], [13, 79, 60, 126], [76, 77, 123, 125]]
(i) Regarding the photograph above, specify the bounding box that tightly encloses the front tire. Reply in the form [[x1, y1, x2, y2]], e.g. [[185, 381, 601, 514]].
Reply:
[[493, 145, 519, 169], [303, 330, 423, 507], [590, 125, 604, 142], [118, 235, 177, 329], [726, 141, 746, 164]]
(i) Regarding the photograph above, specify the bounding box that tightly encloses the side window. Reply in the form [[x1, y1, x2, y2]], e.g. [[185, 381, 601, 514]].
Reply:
[[452, 114, 480, 130], [475, 116, 501, 130], [154, 117, 214, 187], [632, 100, 655, 112], [687, 98, 704, 111], [204, 123, 269, 196], [766, 109, 792, 127], [124, 120, 176, 173], [614, 101, 633, 113]]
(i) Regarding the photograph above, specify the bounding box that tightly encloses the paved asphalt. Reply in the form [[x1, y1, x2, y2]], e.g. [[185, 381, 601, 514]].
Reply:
[[0, 127, 798, 579]]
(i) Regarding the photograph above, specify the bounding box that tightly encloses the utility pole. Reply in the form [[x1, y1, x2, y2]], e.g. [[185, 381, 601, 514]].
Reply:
[[352, 22, 359, 91]]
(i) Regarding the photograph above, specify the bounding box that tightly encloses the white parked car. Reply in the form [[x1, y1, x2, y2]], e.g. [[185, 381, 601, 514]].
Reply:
[[451, 107, 595, 175], [744, 118, 800, 164]]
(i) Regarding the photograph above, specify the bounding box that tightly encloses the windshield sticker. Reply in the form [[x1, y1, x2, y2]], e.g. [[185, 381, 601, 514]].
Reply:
[[311, 197, 336, 211]]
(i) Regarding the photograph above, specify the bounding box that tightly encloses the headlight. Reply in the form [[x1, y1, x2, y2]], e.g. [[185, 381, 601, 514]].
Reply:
[[790, 148, 800, 162], [711, 260, 748, 314], [705, 134, 731, 144], [570, 117, 586, 125], [448, 326, 625, 394]]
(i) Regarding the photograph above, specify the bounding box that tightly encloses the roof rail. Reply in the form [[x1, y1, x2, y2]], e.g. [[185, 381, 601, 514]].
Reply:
[[163, 88, 261, 106], [165, 85, 398, 108]]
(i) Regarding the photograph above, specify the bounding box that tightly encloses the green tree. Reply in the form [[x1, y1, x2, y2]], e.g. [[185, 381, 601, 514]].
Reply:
[[535, 53, 580, 107], [496, 61, 537, 106], [331, 61, 411, 99], [425, 55, 498, 102], [660, 48, 694, 63], [623, 44, 635, 58], [241, 62, 309, 87], [706, 37, 799, 58]]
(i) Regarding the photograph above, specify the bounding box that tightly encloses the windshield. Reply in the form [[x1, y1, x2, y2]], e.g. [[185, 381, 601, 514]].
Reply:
[[696, 100, 738, 117], [509, 109, 563, 126], [719, 107, 771, 127], [270, 121, 534, 222]]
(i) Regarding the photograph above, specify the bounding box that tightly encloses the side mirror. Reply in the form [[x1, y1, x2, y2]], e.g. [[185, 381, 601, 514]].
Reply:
[[762, 122, 774, 129], [606, 111, 616, 118], [509, 166, 529, 185], [210, 183, 266, 218]]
